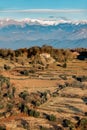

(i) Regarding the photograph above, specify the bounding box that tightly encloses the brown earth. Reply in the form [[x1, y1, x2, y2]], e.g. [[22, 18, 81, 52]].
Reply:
[[0, 54, 87, 130]]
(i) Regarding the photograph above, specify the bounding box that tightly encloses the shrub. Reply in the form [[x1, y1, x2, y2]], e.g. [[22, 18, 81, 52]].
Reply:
[[7, 93, 13, 99], [48, 114, 56, 121], [12, 87, 16, 97], [19, 91, 29, 100], [62, 119, 71, 127], [82, 97, 87, 104], [74, 116, 80, 121], [0, 104, 4, 109], [15, 49, 22, 57], [18, 103, 28, 113], [84, 112, 87, 116], [62, 62, 67, 68], [0, 49, 8, 58], [76, 76, 87, 82], [4, 64, 11, 70], [24, 106, 29, 114], [29, 69, 35, 73], [6, 103, 13, 112], [20, 70, 29, 76], [0, 125, 6, 130], [29, 109, 34, 116], [79, 118, 87, 130], [34, 110, 40, 118], [32, 100, 41, 106], [59, 84, 66, 89], [29, 109, 40, 118], [20, 119, 30, 130]]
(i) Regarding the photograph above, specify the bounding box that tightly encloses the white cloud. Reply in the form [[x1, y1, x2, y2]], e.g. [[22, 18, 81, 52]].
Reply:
[[0, 9, 87, 13]]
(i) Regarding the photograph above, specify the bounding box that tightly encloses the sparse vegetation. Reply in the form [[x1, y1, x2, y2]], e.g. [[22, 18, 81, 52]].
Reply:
[[20, 119, 30, 130], [29, 109, 40, 118], [80, 118, 87, 130], [0, 46, 87, 129], [4, 64, 11, 70], [76, 76, 87, 82], [47, 114, 56, 121], [0, 125, 6, 130], [19, 90, 29, 100], [20, 70, 29, 76], [62, 62, 67, 68], [76, 118, 87, 130], [1, 46, 86, 62]]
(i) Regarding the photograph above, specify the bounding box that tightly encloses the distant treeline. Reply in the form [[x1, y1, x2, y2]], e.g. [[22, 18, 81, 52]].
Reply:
[[0, 45, 87, 61]]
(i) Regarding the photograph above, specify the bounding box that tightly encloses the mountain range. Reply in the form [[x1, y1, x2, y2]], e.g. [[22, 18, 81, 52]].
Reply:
[[0, 18, 87, 49]]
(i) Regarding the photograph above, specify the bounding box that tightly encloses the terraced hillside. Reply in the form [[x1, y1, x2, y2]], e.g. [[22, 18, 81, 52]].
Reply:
[[0, 46, 87, 130]]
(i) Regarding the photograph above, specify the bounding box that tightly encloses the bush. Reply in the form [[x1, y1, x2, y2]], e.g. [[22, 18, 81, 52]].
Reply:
[[29, 69, 35, 73], [0, 125, 6, 130], [29, 109, 40, 118], [4, 64, 11, 70], [12, 87, 16, 97], [29, 109, 34, 116], [48, 114, 56, 121], [84, 112, 87, 116], [79, 118, 87, 130], [32, 101, 41, 106], [76, 76, 87, 82], [18, 103, 24, 113], [6, 103, 13, 112], [19, 91, 29, 100], [21, 119, 30, 130], [18, 103, 29, 114], [0, 104, 4, 109], [62, 119, 71, 127], [62, 62, 67, 68], [34, 110, 40, 118], [20, 70, 29, 76], [74, 116, 80, 121], [24, 106, 29, 114]]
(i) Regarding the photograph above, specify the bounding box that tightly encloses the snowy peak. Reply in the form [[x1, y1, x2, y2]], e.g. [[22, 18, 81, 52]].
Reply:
[[22, 18, 68, 25], [0, 18, 87, 27]]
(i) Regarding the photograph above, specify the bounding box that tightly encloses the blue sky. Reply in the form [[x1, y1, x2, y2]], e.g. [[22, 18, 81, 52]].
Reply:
[[0, 0, 87, 20]]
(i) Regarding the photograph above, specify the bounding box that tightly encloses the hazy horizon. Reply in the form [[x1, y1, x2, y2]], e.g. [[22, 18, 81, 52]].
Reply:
[[0, 0, 87, 20]]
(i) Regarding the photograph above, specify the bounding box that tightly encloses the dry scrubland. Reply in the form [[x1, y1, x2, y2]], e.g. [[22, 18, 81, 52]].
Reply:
[[0, 45, 87, 130]]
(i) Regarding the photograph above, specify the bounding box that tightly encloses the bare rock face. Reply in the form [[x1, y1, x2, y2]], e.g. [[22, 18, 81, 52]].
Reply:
[[40, 53, 55, 66]]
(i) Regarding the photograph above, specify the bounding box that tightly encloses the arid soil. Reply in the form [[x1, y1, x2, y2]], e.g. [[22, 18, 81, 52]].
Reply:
[[0, 47, 87, 130]]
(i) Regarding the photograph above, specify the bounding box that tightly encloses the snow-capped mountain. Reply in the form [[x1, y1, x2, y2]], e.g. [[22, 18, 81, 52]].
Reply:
[[0, 18, 87, 27], [0, 18, 87, 49]]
